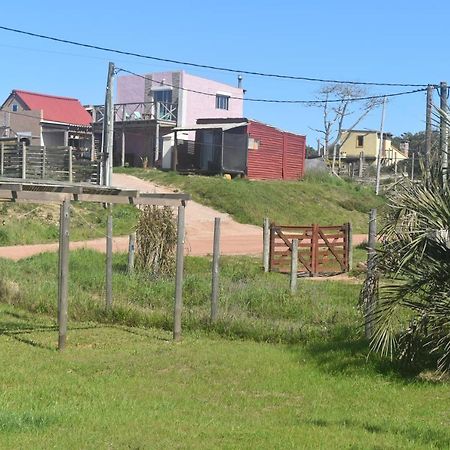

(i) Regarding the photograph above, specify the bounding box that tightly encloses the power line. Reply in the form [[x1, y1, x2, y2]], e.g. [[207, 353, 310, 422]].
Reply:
[[118, 68, 428, 104], [0, 25, 430, 88]]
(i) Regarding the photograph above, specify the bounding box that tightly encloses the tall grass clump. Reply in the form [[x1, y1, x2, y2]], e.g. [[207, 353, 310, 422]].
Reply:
[[135, 206, 177, 277]]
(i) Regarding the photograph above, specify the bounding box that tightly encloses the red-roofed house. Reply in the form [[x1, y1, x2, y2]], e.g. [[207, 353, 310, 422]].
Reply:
[[0, 90, 93, 151]]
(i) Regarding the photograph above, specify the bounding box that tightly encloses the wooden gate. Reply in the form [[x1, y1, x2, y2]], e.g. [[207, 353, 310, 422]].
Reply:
[[269, 223, 351, 276]]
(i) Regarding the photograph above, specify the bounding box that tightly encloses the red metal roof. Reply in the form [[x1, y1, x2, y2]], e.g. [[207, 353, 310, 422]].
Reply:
[[13, 90, 92, 126]]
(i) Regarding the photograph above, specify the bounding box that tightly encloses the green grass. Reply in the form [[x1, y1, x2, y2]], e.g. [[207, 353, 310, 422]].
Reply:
[[1, 251, 449, 447], [0, 201, 139, 245], [116, 167, 384, 233], [1, 302, 449, 449], [0, 250, 364, 344]]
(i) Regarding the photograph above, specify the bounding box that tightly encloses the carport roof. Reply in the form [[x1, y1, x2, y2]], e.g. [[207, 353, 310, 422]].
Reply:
[[173, 122, 248, 132]]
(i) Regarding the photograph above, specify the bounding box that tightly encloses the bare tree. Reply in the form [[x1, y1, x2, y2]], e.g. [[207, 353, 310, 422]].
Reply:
[[311, 84, 383, 172]]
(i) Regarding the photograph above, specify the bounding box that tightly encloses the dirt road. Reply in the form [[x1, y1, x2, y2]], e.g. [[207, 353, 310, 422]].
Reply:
[[0, 173, 368, 260]]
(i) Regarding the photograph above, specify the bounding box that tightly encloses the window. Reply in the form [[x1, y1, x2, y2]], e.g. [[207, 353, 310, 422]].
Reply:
[[153, 89, 172, 104], [12, 103, 18, 112], [216, 94, 229, 110], [248, 137, 260, 150], [356, 135, 364, 147]]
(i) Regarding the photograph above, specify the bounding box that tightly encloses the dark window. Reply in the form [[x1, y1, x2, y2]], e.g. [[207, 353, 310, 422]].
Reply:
[[153, 90, 172, 104], [356, 135, 364, 147], [216, 94, 229, 110], [12, 104, 18, 112]]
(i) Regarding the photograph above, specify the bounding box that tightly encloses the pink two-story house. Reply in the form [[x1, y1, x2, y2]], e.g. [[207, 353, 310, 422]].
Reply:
[[94, 71, 244, 167]]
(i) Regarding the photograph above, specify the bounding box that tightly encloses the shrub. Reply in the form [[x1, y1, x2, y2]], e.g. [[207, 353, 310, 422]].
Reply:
[[135, 206, 177, 277]]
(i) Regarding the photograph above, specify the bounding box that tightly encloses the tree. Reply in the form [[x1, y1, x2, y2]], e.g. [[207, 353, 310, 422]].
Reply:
[[310, 84, 383, 171], [392, 130, 439, 157], [368, 113, 450, 373], [305, 145, 318, 158]]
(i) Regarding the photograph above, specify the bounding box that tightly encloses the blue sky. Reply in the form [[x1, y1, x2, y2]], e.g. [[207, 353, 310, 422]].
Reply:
[[0, 0, 447, 145]]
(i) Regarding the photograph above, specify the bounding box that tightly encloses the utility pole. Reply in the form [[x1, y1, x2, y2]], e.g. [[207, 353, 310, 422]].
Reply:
[[375, 97, 387, 195], [440, 81, 448, 187], [425, 84, 434, 180], [101, 62, 115, 187], [102, 62, 115, 310]]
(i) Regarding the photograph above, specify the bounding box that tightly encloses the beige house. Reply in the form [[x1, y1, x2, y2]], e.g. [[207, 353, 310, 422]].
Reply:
[[0, 90, 93, 151], [338, 130, 407, 165]]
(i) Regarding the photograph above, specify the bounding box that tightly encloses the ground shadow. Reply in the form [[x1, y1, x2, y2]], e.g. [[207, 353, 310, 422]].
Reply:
[[290, 325, 437, 381], [303, 418, 450, 448]]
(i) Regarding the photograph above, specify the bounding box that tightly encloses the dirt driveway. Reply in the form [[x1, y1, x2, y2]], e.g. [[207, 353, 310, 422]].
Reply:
[[0, 173, 368, 260]]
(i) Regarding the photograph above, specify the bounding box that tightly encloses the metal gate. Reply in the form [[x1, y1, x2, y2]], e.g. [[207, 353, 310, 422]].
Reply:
[[269, 223, 351, 276]]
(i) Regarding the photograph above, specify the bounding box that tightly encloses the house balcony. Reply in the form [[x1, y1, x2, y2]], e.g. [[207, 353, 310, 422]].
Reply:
[[88, 102, 178, 124]]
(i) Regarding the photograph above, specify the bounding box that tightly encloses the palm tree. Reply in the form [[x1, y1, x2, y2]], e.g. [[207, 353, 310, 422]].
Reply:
[[367, 115, 450, 374]]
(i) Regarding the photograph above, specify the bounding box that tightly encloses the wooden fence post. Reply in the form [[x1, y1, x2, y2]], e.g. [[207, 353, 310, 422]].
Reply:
[[0, 142, 4, 176], [21, 141, 26, 179], [173, 203, 186, 341], [290, 239, 299, 294], [263, 217, 270, 272], [210, 217, 221, 322], [68, 147, 73, 183], [58, 199, 70, 351], [347, 222, 353, 272], [127, 232, 136, 273], [359, 151, 364, 178], [105, 204, 113, 309], [365, 209, 377, 339]]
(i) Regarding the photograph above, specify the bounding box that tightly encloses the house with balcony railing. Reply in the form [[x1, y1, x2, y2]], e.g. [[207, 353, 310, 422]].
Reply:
[[89, 71, 244, 167]]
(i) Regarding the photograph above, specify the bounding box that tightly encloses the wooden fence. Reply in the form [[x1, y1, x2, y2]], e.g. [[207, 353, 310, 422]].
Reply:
[[0, 142, 99, 184], [269, 223, 351, 276]]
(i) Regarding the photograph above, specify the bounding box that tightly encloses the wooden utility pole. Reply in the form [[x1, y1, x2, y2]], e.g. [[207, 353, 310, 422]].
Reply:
[[440, 81, 448, 187], [375, 97, 387, 195], [101, 62, 115, 187], [58, 199, 70, 351], [210, 218, 221, 322], [425, 85, 434, 179], [101, 63, 115, 310], [173, 204, 186, 341]]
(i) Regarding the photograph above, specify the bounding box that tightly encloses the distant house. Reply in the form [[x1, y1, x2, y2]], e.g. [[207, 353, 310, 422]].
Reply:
[[172, 118, 306, 180], [90, 71, 244, 167], [339, 129, 407, 166], [0, 90, 93, 152]]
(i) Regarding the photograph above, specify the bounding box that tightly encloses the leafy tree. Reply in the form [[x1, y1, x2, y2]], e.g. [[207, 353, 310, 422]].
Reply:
[[305, 145, 318, 158]]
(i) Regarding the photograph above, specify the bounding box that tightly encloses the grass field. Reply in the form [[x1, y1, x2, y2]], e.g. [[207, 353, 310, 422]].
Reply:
[[0, 169, 382, 246], [0, 201, 139, 246], [1, 302, 449, 449], [0, 250, 367, 344], [116, 167, 384, 233]]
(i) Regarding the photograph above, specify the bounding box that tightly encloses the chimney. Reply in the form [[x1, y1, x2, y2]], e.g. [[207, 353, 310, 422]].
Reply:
[[237, 75, 243, 89]]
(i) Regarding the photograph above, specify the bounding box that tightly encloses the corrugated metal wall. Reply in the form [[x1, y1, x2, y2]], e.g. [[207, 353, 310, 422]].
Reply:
[[247, 121, 305, 180]]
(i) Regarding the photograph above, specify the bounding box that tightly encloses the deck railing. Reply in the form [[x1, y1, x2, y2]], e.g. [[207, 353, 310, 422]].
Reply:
[[90, 102, 177, 123]]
